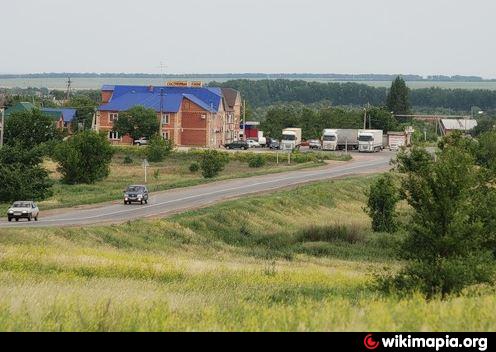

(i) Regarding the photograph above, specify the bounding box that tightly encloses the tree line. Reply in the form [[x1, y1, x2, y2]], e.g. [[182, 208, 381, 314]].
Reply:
[[212, 79, 496, 112]]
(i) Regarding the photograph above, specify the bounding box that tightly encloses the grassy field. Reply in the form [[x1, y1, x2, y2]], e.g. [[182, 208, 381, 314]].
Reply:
[[0, 148, 350, 214], [0, 176, 494, 331]]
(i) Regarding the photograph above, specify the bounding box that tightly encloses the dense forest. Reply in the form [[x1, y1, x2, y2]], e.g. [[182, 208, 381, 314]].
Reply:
[[212, 79, 496, 112]]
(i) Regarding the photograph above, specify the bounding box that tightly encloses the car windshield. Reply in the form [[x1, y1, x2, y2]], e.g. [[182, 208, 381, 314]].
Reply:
[[282, 134, 296, 141], [359, 135, 374, 142], [126, 186, 143, 192], [13, 202, 31, 208], [323, 136, 336, 141]]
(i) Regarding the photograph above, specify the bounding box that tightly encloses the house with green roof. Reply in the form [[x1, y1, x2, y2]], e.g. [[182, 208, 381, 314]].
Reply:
[[4, 102, 36, 117]]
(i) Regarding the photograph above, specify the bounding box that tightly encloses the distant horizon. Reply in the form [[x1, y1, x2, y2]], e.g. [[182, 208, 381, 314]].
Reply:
[[1, 72, 494, 81]]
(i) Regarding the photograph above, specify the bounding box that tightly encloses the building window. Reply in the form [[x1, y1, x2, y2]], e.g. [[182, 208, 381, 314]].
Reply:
[[161, 114, 170, 125], [109, 131, 120, 140], [109, 113, 119, 122], [162, 131, 170, 140]]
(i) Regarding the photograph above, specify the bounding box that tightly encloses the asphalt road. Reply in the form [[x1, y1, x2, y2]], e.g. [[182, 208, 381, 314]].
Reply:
[[0, 151, 394, 228]]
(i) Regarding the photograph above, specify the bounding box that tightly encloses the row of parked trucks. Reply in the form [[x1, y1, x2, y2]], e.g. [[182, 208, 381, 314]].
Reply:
[[280, 128, 385, 152]]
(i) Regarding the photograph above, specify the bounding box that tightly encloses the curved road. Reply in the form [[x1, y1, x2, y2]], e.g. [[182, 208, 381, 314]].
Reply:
[[0, 152, 393, 228]]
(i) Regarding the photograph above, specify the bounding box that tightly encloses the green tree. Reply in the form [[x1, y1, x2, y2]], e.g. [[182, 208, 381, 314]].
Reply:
[[53, 131, 114, 184], [66, 96, 98, 131], [4, 109, 60, 148], [387, 76, 410, 115], [113, 106, 159, 141], [200, 150, 229, 178], [147, 135, 172, 162], [0, 144, 53, 202], [365, 174, 400, 233], [387, 146, 496, 297], [368, 107, 400, 133]]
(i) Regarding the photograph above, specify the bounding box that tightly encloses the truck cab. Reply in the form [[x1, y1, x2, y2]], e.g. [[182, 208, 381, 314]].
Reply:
[[358, 130, 383, 153], [322, 129, 338, 151], [281, 128, 302, 151]]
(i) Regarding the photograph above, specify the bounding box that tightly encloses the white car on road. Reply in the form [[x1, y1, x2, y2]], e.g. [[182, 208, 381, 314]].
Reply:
[[246, 140, 260, 148], [7, 201, 40, 222]]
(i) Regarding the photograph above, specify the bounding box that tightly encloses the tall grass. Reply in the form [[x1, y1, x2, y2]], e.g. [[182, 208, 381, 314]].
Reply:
[[0, 176, 494, 331]]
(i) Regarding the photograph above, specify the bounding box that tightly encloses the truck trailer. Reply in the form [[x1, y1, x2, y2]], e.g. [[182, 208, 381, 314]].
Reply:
[[322, 129, 359, 151]]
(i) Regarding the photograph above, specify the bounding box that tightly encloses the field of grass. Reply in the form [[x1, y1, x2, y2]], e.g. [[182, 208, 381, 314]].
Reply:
[[0, 148, 350, 214], [0, 176, 494, 331]]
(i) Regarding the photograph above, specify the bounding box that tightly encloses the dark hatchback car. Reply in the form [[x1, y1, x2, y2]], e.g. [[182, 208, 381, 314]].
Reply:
[[225, 140, 249, 150], [268, 140, 281, 150], [124, 185, 149, 205]]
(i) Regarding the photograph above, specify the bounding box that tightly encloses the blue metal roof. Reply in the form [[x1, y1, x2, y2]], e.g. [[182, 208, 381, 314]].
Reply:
[[41, 108, 78, 122], [99, 85, 222, 113]]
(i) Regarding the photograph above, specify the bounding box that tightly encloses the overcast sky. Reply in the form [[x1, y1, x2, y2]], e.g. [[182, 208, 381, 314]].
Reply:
[[2, 0, 495, 77]]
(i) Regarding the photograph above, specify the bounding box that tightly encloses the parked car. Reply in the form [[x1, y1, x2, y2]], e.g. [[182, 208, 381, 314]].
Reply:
[[134, 138, 149, 146], [124, 185, 149, 205], [246, 140, 261, 148], [308, 139, 322, 150], [269, 139, 281, 150], [7, 201, 39, 222], [225, 140, 249, 150]]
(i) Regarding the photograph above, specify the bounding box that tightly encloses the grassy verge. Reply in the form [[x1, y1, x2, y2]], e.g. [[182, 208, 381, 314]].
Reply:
[[0, 149, 350, 214], [0, 176, 494, 331]]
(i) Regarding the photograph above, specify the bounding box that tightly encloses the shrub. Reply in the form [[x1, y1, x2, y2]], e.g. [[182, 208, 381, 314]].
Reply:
[[4, 109, 61, 148], [0, 144, 53, 201], [200, 150, 229, 178], [381, 145, 496, 298], [123, 155, 133, 164], [147, 135, 172, 162], [189, 162, 200, 173], [365, 174, 400, 233], [248, 154, 266, 168], [53, 131, 114, 184]]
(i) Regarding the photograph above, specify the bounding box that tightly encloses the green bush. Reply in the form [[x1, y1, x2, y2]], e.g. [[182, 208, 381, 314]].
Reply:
[[147, 135, 172, 162], [200, 150, 229, 178], [248, 154, 266, 168], [0, 144, 53, 202], [53, 131, 114, 184], [365, 174, 400, 233], [189, 162, 200, 173], [123, 155, 133, 164]]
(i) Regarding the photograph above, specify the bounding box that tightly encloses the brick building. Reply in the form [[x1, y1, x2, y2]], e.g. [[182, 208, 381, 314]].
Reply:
[[96, 84, 241, 147]]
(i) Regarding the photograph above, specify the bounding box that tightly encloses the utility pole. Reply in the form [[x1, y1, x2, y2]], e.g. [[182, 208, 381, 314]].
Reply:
[[159, 88, 164, 139], [0, 106, 5, 148], [65, 76, 72, 101], [242, 99, 246, 141]]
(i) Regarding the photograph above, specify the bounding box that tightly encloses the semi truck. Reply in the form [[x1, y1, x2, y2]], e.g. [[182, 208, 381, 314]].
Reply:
[[281, 128, 302, 151], [321, 129, 359, 151], [358, 129, 384, 152]]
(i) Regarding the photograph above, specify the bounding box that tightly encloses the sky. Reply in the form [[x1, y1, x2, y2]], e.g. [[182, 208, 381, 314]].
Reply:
[[2, 0, 496, 77]]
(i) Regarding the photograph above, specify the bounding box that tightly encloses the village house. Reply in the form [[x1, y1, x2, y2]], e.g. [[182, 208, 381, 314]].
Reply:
[[96, 83, 242, 147]]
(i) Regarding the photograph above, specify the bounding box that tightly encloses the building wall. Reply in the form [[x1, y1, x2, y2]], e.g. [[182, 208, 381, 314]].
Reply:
[[101, 91, 113, 104], [180, 99, 209, 147]]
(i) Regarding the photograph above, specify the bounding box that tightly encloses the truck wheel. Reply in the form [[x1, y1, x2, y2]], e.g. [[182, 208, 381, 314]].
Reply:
[[15, 218, 19, 222], [35, 216, 38, 221], [145, 199, 148, 204], [8, 217, 12, 222], [28, 215, 32, 222]]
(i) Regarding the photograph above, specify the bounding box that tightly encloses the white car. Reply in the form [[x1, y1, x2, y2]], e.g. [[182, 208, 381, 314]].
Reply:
[[7, 201, 40, 222], [133, 138, 149, 146], [246, 140, 260, 148]]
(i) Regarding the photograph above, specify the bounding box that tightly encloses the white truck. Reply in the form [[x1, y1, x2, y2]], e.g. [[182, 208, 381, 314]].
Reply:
[[322, 129, 359, 151], [358, 129, 384, 153], [258, 131, 267, 148], [281, 128, 302, 151]]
